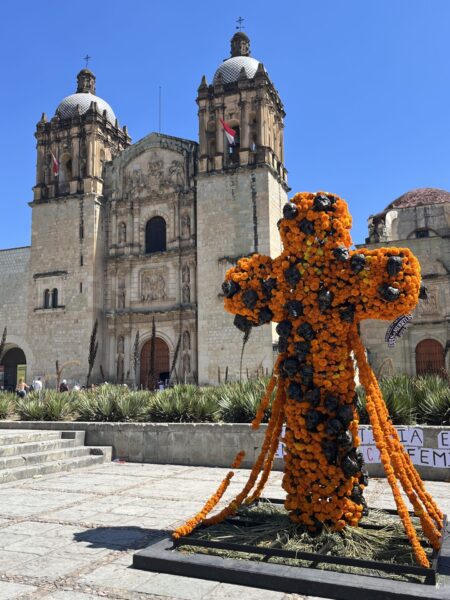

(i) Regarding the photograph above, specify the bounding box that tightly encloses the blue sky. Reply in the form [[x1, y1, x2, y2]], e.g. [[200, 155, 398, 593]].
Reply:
[[1, 0, 450, 249]]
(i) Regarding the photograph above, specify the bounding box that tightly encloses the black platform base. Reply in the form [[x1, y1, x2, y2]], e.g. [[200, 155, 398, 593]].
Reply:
[[133, 526, 450, 600]]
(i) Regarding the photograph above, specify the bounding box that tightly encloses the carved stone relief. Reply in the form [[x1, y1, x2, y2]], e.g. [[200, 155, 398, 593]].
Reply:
[[417, 286, 440, 316], [141, 271, 166, 302]]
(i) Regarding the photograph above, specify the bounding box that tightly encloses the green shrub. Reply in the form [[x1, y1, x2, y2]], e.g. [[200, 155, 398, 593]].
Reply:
[[378, 374, 417, 425], [146, 384, 218, 422], [115, 392, 150, 421], [14, 390, 76, 421], [414, 375, 450, 425], [0, 393, 14, 419], [215, 379, 273, 423], [75, 385, 152, 421], [15, 396, 47, 420]]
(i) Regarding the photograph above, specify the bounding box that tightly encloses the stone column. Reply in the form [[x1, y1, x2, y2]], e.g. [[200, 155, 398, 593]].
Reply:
[[215, 106, 224, 154], [198, 108, 207, 156], [240, 99, 249, 149]]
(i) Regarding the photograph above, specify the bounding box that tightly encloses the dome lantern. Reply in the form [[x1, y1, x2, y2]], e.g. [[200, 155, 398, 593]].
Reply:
[[76, 68, 96, 94], [230, 31, 250, 57]]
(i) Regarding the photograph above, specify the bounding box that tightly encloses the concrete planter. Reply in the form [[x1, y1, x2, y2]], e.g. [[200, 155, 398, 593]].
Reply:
[[0, 421, 448, 481]]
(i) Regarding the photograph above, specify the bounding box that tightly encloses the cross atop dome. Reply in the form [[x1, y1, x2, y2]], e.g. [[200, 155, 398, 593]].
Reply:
[[231, 31, 250, 57]]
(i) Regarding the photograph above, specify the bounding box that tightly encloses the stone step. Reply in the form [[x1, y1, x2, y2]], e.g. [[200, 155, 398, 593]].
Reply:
[[0, 431, 85, 457], [0, 445, 97, 469], [0, 448, 112, 484], [0, 430, 62, 446]]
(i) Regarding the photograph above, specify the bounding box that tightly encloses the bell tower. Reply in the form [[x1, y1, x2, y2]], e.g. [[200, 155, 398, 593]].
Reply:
[[27, 69, 130, 384], [196, 32, 289, 384]]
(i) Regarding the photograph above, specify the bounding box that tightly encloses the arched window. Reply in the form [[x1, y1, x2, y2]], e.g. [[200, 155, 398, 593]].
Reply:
[[51, 288, 58, 308], [145, 217, 166, 254], [44, 289, 50, 309]]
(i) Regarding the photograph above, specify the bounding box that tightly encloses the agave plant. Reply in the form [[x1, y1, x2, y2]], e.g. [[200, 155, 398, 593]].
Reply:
[[114, 391, 151, 421], [0, 392, 14, 419], [14, 396, 47, 420], [414, 375, 450, 425], [216, 378, 273, 423], [42, 390, 75, 421], [378, 374, 417, 425], [146, 384, 219, 422]]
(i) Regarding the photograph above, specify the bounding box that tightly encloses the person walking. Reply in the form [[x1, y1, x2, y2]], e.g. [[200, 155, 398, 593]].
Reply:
[[32, 377, 43, 392], [16, 378, 29, 398]]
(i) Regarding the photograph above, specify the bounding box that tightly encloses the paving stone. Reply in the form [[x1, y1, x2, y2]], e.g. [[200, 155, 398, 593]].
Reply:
[[203, 582, 286, 599], [133, 572, 219, 599], [6, 555, 86, 577], [40, 592, 100, 599], [0, 580, 37, 599], [0, 548, 41, 570], [79, 562, 157, 589], [0, 520, 62, 536]]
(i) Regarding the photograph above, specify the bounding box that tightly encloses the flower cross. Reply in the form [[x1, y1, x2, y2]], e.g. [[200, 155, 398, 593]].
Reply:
[[222, 191, 422, 531]]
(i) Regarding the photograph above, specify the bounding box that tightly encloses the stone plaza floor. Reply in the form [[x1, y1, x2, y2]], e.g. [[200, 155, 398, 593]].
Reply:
[[0, 461, 448, 600]]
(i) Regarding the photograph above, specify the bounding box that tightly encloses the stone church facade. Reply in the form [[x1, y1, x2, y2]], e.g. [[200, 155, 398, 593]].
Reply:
[[0, 32, 288, 389], [1, 33, 448, 390]]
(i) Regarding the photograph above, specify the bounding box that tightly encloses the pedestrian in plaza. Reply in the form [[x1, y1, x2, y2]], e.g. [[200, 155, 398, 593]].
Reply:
[[32, 376, 43, 392], [16, 378, 29, 398], [59, 379, 69, 393]]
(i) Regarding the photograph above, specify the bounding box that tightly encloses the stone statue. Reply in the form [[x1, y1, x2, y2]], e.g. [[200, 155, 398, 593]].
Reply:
[[182, 284, 190, 304], [182, 265, 190, 284], [183, 331, 190, 350], [119, 222, 127, 243], [183, 352, 191, 375], [181, 214, 191, 238], [169, 160, 185, 188], [117, 336, 124, 354]]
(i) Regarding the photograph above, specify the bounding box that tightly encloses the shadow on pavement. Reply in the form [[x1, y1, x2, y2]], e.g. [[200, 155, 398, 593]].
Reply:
[[74, 526, 167, 551]]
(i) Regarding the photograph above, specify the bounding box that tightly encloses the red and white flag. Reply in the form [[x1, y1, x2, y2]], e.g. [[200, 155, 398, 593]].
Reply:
[[51, 152, 59, 177], [220, 118, 236, 145]]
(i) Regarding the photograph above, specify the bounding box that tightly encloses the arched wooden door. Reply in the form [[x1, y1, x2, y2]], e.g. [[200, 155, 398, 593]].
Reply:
[[415, 339, 445, 375], [140, 338, 170, 389]]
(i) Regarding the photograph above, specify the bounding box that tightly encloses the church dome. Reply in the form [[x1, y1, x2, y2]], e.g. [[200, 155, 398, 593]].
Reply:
[[385, 188, 450, 210], [213, 56, 263, 84], [213, 31, 265, 85], [55, 68, 117, 124], [56, 93, 116, 123]]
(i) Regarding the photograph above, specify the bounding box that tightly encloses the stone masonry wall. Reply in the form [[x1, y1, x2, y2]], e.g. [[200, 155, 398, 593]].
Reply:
[[196, 167, 287, 384]]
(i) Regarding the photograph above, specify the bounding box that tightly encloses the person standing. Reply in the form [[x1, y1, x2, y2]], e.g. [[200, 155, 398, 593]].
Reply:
[[59, 379, 69, 392]]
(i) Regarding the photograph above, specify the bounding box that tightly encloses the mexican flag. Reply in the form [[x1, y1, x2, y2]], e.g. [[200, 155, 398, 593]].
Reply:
[[220, 118, 236, 145], [51, 152, 59, 177]]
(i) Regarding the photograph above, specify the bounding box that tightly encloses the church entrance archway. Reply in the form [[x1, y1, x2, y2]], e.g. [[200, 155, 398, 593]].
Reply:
[[0, 347, 27, 391], [140, 337, 170, 389], [415, 339, 445, 376]]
